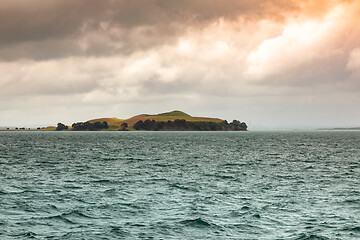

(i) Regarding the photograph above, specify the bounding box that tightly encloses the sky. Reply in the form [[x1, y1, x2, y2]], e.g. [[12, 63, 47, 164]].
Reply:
[[1, 0, 360, 129]]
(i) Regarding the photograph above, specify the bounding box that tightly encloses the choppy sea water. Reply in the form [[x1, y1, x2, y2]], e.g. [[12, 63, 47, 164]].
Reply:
[[0, 131, 359, 239]]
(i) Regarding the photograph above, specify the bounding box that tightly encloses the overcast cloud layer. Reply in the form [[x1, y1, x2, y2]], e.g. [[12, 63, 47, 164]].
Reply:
[[1, 0, 360, 129]]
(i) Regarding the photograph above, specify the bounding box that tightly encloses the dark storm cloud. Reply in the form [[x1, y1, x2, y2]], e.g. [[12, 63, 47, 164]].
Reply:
[[0, 0, 297, 60], [0, 0, 101, 45]]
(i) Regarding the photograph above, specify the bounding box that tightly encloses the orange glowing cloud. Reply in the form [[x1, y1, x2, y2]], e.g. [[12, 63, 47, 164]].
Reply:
[[245, 0, 360, 80]]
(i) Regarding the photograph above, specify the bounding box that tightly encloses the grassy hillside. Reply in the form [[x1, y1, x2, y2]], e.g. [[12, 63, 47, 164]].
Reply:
[[157, 110, 191, 117], [86, 110, 224, 130], [87, 118, 125, 130]]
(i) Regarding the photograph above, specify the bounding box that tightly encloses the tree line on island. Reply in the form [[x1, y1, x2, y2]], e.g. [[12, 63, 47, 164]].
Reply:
[[56, 121, 109, 131], [133, 119, 247, 131], [56, 119, 247, 131]]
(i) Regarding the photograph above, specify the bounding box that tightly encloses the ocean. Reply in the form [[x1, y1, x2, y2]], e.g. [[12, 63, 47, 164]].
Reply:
[[0, 131, 359, 239]]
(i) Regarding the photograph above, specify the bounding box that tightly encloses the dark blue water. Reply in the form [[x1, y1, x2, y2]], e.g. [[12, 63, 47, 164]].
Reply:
[[0, 131, 359, 239]]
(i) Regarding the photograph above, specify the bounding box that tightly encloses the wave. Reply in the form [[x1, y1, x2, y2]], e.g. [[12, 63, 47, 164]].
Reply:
[[37, 210, 95, 225], [228, 223, 265, 231], [221, 162, 241, 167], [169, 183, 193, 191], [9, 231, 37, 238], [343, 198, 360, 204], [0, 190, 30, 195], [179, 218, 213, 228], [92, 179, 110, 183], [45, 214, 77, 224], [63, 184, 83, 189], [104, 188, 117, 194], [110, 225, 130, 237], [294, 233, 331, 240], [153, 163, 172, 167], [61, 210, 94, 219], [203, 173, 236, 180], [101, 157, 119, 161], [91, 179, 117, 184], [149, 177, 168, 182], [342, 226, 360, 232]]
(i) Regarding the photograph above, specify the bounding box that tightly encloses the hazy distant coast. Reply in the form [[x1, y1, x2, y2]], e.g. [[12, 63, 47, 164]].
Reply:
[[320, 127, 360, 130]]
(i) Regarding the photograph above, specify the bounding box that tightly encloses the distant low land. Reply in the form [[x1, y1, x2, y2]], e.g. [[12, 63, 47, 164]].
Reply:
[[321, 127, 360, 130], [3, 110, 247, 131]]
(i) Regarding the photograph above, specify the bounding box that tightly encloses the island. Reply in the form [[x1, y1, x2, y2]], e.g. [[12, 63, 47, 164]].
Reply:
[[53, 110, 247, 131]]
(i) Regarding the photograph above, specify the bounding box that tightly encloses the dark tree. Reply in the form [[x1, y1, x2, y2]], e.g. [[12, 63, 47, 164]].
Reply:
[[56, 123, 68, 131], [121, 122, 128, 131], [239, 122, 247, 131], [229, 120, 247, 131], [174, 119, 187, 129], [142, 119, 153, 130], [72, 121, 108, 131], [133, 120, 143, 130], [155, 121, 166, 130]]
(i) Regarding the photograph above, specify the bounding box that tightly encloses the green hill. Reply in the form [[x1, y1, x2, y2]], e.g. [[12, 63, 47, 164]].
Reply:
[[157, 110, 191, 117], [85, 110, 223, 130]]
